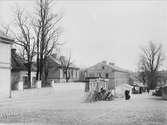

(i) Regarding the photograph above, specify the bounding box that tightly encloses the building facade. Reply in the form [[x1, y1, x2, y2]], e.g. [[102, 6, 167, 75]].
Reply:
[[47, 55, 80, 83], [0, 32, 13, 97], [83, 61, 130, 88], [82, 61, 131, 96]]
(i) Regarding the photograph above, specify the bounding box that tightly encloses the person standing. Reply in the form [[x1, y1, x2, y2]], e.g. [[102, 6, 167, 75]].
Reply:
[[125, 90, 131, 100]]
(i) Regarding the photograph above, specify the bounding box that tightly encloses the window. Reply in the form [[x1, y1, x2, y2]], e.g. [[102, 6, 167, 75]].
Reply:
[[98, 73, 101, 77], [76, 71, 78, 78], [102, 66, 105, 70], [106, 73, 109, 78]]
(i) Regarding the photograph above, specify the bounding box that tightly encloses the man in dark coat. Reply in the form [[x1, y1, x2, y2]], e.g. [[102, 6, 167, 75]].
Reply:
[[125, 90, 131, 100]]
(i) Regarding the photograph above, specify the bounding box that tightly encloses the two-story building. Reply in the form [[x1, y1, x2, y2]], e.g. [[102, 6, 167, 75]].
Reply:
[[82, 61, 132, 96]]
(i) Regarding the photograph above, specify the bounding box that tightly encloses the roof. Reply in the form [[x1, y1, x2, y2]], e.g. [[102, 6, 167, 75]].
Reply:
[[11, 49, 27, 71], [85, 77, 110, 82], [49, 55, 61, 65], [132, 82, 147, 87], [108, 64, 129, 73], [11, 49, 36, 71], [0, 31, 14, 44], [48, 55, 79, 69], [116, 83, 133, 88], [86, 61, 130, 73]]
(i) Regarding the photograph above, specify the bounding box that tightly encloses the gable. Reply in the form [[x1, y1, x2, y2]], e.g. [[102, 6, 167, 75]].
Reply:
[[47, 57, 60, 69], [87, 63, 113, 73], [11, 50, 27, 71]]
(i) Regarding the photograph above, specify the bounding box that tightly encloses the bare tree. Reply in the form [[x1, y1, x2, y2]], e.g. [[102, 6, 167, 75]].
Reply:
[[137, 57, 147, 85], [138, 42, 165, 89], [4, 9, 37, 88], [1, 0, 62, 87], [59, 53, 72, 82], [137, 71, 146, 85], [34, 0, 62, 85]]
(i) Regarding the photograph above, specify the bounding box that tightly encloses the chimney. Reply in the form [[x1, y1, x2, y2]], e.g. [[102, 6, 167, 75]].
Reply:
[[102, 60, 107, 64]]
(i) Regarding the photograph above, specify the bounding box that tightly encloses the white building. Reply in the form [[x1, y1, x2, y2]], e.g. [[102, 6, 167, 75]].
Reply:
[[0, 32, 13, 98]]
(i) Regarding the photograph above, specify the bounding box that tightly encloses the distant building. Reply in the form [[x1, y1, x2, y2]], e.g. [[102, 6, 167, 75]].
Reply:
[[82, 61, 132, 96], [84, 61, 130, 86], [47, 55, 80, 83], [156, 70, 167, 100], [0, 32, 13, 97], [11, 49, 36, 90], [157, 70, 167, 87]]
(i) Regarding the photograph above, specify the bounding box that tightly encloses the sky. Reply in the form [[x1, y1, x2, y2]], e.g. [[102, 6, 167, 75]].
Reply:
[[1, 0, 167, 71]]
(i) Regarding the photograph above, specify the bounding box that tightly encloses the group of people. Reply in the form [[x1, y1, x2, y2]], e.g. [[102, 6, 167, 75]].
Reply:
[[86, 87, 131, 102], [91, 88, 114, 101], [93, 88, 131, 101]]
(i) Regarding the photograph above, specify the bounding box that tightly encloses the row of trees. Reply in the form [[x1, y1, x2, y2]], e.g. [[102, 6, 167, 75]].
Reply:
[[3, 0, 165, 90], [2, 0, 66, 87]]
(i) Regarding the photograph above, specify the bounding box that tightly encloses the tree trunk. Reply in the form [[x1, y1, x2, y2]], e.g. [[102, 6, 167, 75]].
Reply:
[[40, 52, 43, 81], [42, 57, 48, 86], [36, 57, 40, 80], [44, 58, 49, 85], [65, 70, 68, 82], [27, 62, 32, 88], [65, 70, 70, 83], [36, 38, 40, 80], [147, 71, 157, 90]]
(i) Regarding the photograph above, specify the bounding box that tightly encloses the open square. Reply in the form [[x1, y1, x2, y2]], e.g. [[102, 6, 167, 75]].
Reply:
[[0, 83, 166, 125]]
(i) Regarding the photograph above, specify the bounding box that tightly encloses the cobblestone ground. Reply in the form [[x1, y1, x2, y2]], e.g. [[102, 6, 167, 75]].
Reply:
[[0, 83, 167, 125]]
